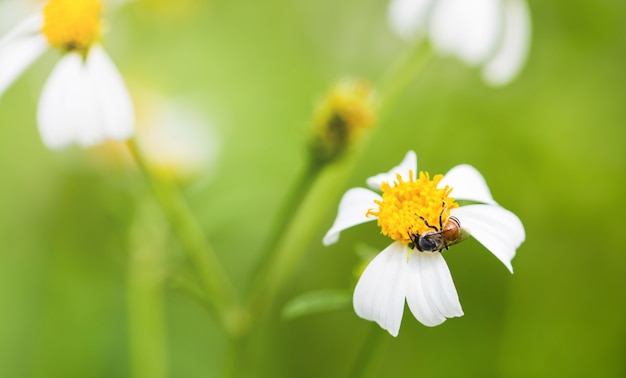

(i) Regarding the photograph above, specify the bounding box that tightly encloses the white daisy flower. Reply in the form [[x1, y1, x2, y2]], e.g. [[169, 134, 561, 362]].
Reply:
[[388, 0, 532, 86], [323, 151, 525, 336], [0, 0, 134, 149]]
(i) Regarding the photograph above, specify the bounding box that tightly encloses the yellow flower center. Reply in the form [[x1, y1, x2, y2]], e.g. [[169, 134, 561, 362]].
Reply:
[[324, 80, 376, 133], [42, 0, 102, 51], [310, 79, 376, 164], [367, 171, 458, 246]]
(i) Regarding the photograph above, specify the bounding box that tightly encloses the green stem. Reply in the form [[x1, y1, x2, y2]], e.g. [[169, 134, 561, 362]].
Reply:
[[128, 201, 169, 378], [264, 160, 323, 265], [349, 325, 388, 378], [248, 160, 324, 314], [242, 43, 434, 321], [219, 40, 432, 377], [223, 326, 263, 378], [126, 139, 242, 333], [167, 268, 213, 312]]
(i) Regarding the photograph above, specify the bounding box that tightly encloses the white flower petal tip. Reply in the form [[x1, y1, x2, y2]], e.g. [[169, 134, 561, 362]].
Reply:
[[87, 45, 135, 142], [37, 45, 135, 149], [353, 242, 409, 337], [407, 252, 463, 327], [37, 52, 85, 149], [0, 14, 47, 97], [429, 0, 501, 65], [453, 204, 525, 273], [323, 188, 381, 246], [482, 0, 532, 86], [366, 150, 417, 190], [439, 164, 497, 205], [0, 13, 43, 47], [388, 0, 433, 41]]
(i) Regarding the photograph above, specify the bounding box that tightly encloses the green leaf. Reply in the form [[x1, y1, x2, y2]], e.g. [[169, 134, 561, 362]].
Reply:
[[282, 289, 352, 320]]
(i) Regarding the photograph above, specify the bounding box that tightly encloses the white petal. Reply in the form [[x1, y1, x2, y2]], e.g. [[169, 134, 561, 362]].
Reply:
[[452, 204, 525, 273], [0, 14, 47, 96], [482, 0, 532, 86], [439, 164, 497, 205], [85, 44, 134, 141], [0, 13, 43, 47], [406, 251, 463, 327], [388, 0, 434, 41], [366, 150, 417, 190], [429, 0, 502, 65], [0, 2, 34, 35], [37, 46, 135, 149], [323, 188, 381, 246], [38, 52, 97, 149], [353, 242, 409, 337]]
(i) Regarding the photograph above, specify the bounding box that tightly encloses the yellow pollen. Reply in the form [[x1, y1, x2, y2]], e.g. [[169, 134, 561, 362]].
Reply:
[[42, 0, 102, 51], [366, 171, 458, 246]]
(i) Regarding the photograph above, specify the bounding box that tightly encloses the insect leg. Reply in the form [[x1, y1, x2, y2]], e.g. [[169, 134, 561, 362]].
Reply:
[[417, 214, 438, 231]]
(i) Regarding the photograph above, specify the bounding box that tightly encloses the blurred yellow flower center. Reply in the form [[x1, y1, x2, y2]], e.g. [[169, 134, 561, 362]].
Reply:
[[310, 79, 376, 163], [42, 0, 102, 51], [367, 171, 458, 245], [318, 79, 376, 133]]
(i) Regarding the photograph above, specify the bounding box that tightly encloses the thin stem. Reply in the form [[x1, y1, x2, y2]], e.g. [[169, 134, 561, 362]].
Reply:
[[223, 326, 262, 378], [349, 325, 388, 378], [126, 138, 242, 333], [245, 159, 322, 300], [127, 201, 169, 378], [229, 162, 349, 377], [242, 42, 434, 321], [167, 268, 213, 312]]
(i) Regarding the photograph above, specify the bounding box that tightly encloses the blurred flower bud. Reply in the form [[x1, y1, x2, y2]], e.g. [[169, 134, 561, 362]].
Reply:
[[309, 79, 376, 165]]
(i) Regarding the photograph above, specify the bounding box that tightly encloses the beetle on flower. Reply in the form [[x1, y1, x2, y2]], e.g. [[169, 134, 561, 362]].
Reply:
[[323, 151, 525, 336], [0, 0, 134, 149]]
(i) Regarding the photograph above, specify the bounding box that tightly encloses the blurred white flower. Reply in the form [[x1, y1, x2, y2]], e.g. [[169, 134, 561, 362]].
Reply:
[[388, 0, 532, 86], [88, 89, 220, 183], [323, 151, 525, 336], [136, 96, 220, 183], [0, 0, 134, 149]]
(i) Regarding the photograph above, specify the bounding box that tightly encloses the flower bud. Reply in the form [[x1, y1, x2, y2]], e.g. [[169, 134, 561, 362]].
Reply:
[[309, 79, 376, 165]]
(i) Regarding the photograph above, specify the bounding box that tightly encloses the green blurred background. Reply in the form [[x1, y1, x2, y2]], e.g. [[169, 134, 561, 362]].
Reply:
[[1, 0, 625, 377]]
